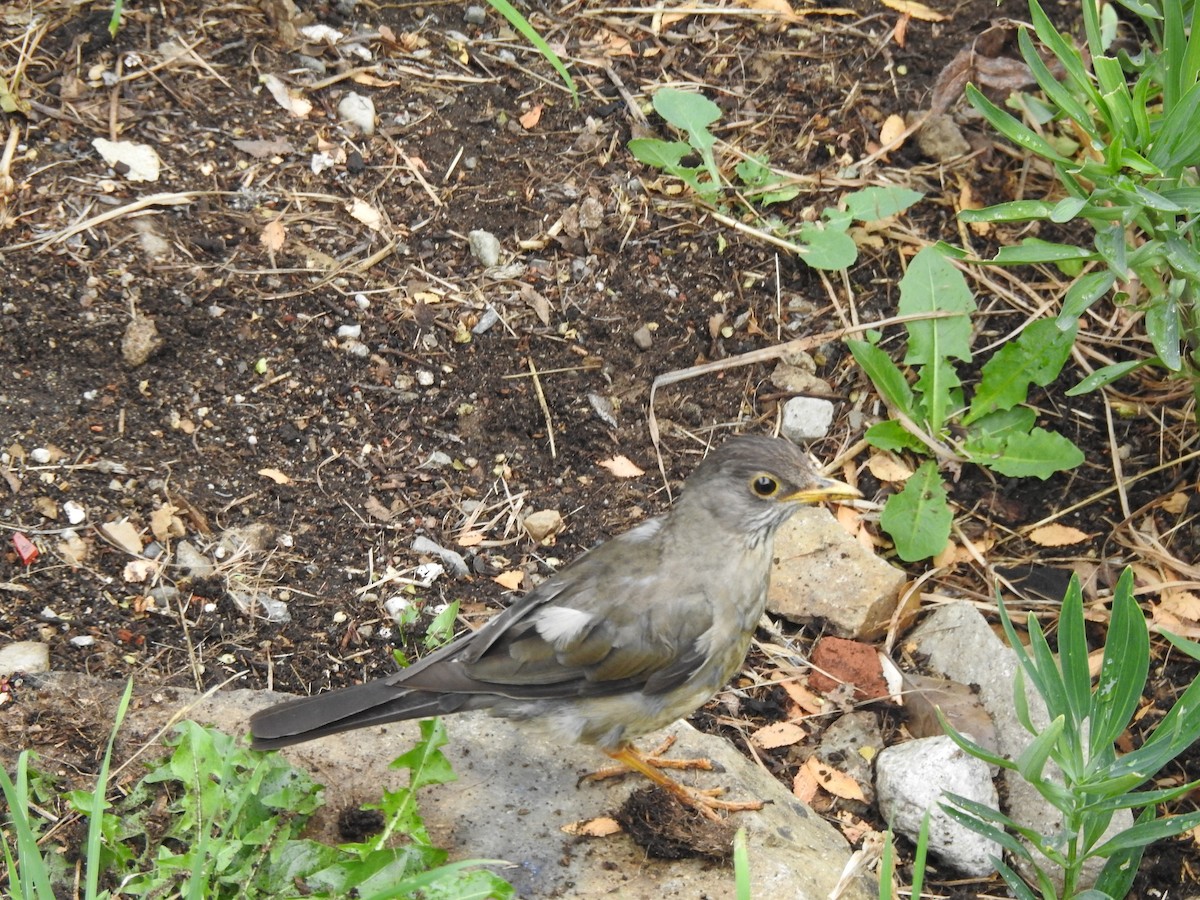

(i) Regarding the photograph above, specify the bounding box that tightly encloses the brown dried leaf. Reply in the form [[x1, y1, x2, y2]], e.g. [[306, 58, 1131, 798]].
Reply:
[[260, 219, 286, 252], [598, 455, 645, 478], [1028, 524, 1092, 547], [867, 452, 912, 483], [494, 570, 524, 590], [750, 721, 807, 749], [519, 104, 543, 130], [803, 757, 867, 801], [258, 467, 292, 485], [879, 0, 946, 21], [561, 816, 622, 837]]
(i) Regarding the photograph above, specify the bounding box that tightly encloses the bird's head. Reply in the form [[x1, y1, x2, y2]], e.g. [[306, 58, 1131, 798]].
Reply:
[[678, 435, 860, 541]]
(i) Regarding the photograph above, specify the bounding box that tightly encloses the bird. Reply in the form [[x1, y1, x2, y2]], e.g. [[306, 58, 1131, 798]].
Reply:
[[250, 435, 859, 818]]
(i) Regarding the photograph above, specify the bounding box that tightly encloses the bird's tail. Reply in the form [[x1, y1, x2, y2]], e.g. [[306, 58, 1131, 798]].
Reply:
[[249, 680, 474, 749]]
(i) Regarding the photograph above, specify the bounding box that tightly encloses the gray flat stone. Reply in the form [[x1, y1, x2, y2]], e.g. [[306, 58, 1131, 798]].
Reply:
[[9, 673, 876, 900]]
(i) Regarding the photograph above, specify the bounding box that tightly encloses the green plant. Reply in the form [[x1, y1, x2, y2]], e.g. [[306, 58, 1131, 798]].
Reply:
[[1, 688, 511, 899], [847, 244, 1083, 560], [486, 0, 576, 102], [879, 812, 931, 900], [956, 0, 1200, 403], [629, 88, 922, 269], [939, 568, 1200, 898]]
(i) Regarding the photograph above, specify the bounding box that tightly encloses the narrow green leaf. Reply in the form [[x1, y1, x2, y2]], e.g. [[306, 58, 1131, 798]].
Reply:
[[966, 83, 1072, 163], [1028, 0, 1102, 101], [1093, 809, 1200, 855], [844, 340, 916, 415], [1090, 569, 1150, 758], [864, 419, 926, 452], [991, 239, 1098, 265], [1092, 806, 1152, 899], [1066, 358, 1151, 394], [914, 356, 960, 434], [1058, 270, 1117, 325], [1058, 575, 1092, 731], [1149, 80, 1200, 170], [1017, 26, 1098, 135], [1017, 714, 1066, 782], [486, 0, 576, 101], [958, 200, 1057, 223], [879, 461, 952, 561], [1145, 296, 1183, 370]]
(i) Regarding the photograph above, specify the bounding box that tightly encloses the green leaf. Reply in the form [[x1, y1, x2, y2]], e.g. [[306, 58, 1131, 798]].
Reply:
[[846, 339, 916, 414], [486, 0, 576, 102], [1067, 358, 1151, 394], [864, 419, 926, 452], [972, 427, 1083, 478], [1089, 569, 1150, 760], [958, 200, 1058, 223], [1145, 296, 1183, 370], [1057, 575, 1092, 733], [628, 138, 693, 169], [991, 239, 1098, 265], [914, 357, 961, 435], [879, 461, 952, 561], [796, 221, 859, 269], [966, 320, 1076, 422], [1017, 715, 1066, 783], [1058, 270, 1117, 325], [842, 186, 923, 222], [966, 83, 1073, 163], [898, 245, 976, 366], [1092, 808, 1200, 855], [653, 88, 720, 141], [390, 718, 457, 792]]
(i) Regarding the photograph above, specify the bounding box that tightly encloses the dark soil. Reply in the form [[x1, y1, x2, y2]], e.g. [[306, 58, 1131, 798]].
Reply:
[[2, 0, 1198, 895]]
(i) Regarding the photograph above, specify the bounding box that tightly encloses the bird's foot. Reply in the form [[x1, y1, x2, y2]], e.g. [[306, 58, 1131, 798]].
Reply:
[[591, 741, 764, 822], [583, 735, 713, 782]]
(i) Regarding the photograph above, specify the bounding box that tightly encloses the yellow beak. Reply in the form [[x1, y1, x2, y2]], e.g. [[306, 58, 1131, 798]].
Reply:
[[785, 477, 861, 505]]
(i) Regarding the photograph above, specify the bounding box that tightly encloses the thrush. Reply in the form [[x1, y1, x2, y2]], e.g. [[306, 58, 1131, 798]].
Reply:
[[250, 435, 859, 817]]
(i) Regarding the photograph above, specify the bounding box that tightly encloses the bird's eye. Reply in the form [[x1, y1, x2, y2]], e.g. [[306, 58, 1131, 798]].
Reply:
[[751, 474, 779, 497]]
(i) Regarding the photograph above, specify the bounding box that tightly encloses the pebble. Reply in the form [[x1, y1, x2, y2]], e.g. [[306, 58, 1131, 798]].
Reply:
[[468, 229, 502, 267], [0, 641, 49, 673], [338, 92, 376, 135], [472, 305, 501, 335], [384, 596, 412, 621], [230, 590, 291, 623], [69, 635, 96, 649], [354, 293, 370, 309], [337, 323, 362, 340], [523, 509, 563, 543], [63, 500, 86, 524], [632, 325, 653, 350], [781, 396, 835, 441], [411, 534, 470, 578], [464, 4, 487, 24], [416, 369, 436, 387], [30, 448, 52, 464]]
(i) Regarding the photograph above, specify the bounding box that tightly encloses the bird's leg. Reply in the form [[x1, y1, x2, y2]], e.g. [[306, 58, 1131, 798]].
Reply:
[[597, 743, 765, 822], [584, 735, 713, 781]]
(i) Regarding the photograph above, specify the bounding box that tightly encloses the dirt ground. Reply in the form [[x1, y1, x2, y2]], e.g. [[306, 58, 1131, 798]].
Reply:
[[2, 0, 1199, 895]]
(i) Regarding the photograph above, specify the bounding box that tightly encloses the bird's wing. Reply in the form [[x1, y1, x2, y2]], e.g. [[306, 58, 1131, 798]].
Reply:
[[397, 532, 716, 701]]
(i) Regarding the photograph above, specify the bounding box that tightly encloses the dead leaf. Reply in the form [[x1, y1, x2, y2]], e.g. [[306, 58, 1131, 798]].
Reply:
[[347, 198, 385, 232], [879, 0, 946, 21], [494, 570, 524, 590], [736, 0, 799, 19], [866, 452, 912, 483], [803, 757, 867, 801], [261, 73, 312, 117], [750, 721, 806, 749], [233, 137, 296, 158], [878, 114, 907, 150], [100, 519, 144, 555], [1028, 524, 1092, 547], [519, 104, 543, 129], [561, 816, 622, 836], [1161, 589, 1200, 622], [33, 497, 57, 519], [258, 467, 293, 485], [363, 495, 394, 522], [457, 531, 485, 547], [1161, 492, 1189, 514], [792, 764, 820, 803], [781, 679, 825, 715], [123, 558, 160, 583], [598, 455, 645, 478], [150, 504, 185, 543], [892, 13, 910, 47], [261, 219, 286, 252], [57, 535, 89, 567]]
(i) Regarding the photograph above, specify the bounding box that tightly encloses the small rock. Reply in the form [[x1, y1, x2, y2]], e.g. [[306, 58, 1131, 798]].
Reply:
[[230, 590, 290, 623], [338, 92, 376, 135], [577, 196, 605, 229], [423, 450, 453, 469], [337, 323, 362, 340], [808, 636, 889, 701], [30, 447, 52, 464], [122, 311, 163, 367], [523, 509, 563, 543], [0, 640, 50, 674], [781, 396, 835, 441], [63, 500, 86, 524], [468, 229, 502, 267], [69, 635, 96, 649], [385, 596, 413, 621], [917, 113, 971, 162], [632, 324, 653, 350], [770, 362, 830, 394], [416, 369, 436, 387], [411, 535, 470, 578], [472, 305, 501, 335], [464, 4, 487, 24], [172, 542, 212, 578], [876, 735, 1001, 877]]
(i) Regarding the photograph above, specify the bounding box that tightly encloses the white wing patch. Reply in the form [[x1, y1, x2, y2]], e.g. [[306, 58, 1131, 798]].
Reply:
[[534, 606, 594, 648]]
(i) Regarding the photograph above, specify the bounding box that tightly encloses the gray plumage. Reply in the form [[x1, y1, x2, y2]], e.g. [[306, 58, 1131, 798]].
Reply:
[[250, 435, 857, 752]]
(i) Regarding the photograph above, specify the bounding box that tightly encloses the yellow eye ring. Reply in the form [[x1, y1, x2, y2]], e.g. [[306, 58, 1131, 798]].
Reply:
[[750, 474, 779, 497]]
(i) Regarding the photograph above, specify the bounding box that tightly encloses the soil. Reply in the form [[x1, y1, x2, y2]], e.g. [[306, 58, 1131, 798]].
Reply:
[[2, 0, 1198, 896]]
